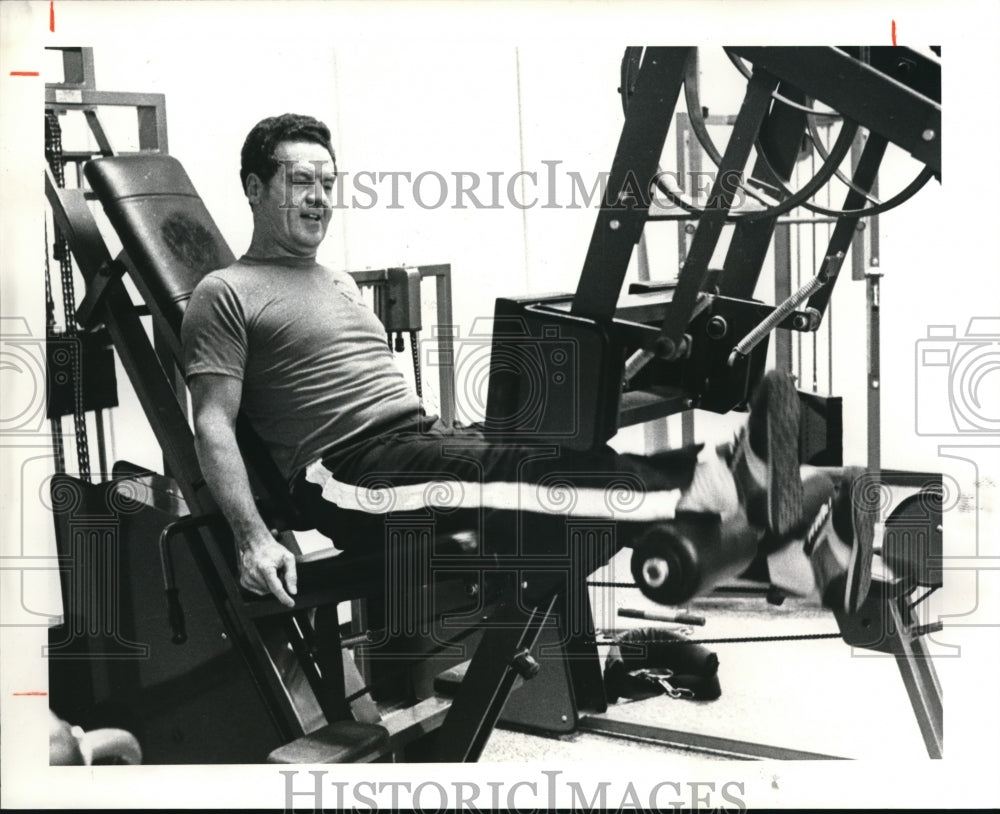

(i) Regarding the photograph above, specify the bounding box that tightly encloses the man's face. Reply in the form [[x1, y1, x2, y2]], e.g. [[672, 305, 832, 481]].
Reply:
[[249, 139, 337, 258]]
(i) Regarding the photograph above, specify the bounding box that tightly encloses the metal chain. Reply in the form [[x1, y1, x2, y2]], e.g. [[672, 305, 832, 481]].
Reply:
[[43, 217, 67, 475], [45, 111, 91, 482], [43, 219, 57, 334], [409, 331, 422, 400]]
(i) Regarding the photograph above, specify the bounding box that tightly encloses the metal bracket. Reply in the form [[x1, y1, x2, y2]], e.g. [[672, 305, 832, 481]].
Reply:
[[75, 256, 127, 329]]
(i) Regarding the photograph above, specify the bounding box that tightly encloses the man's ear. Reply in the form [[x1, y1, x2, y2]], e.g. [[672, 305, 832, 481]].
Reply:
[[246, 173, 263, 205]]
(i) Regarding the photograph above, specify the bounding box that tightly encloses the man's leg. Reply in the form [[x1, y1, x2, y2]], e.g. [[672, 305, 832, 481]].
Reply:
[[293, 372, 810, 570], [292, 371, 874, 612], [762, 466, 876, 615]]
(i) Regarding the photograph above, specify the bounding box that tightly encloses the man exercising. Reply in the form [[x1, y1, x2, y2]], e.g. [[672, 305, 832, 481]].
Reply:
[[182, 113, 872, 616]]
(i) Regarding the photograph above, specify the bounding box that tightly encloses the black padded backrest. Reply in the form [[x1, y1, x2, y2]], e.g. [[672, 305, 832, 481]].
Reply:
[[84, 154, 305, 530], [84, 155, 236, 362]]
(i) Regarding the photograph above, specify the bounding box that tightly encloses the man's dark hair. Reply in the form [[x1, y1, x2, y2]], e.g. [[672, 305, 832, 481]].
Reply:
[[240, 113, 336, 193]]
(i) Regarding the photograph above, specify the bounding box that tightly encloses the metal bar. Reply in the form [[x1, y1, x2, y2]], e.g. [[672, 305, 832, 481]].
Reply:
[[889, 599, 944, 758], [636, 231, 671, 452], [647, 214, 843, 225], [430, 590, 558, 762], [774, 223, 793, 373], [720, 82, 808, 299], [805, 134, 889, 316], [50, 417, 66, 475], [154, 318, 189, 476], [842, 46, 941, 104], [427, 265, 457, 428], [45, 46, 96, 89], [137, 99, 168, 153], [681, 410, 695, 446], [618, 608, 707, 626], [45, 88, 169, 109], [849, 131, 869, 281], [94, 408, 108, 481], [867, 272, 883, 470], [678, 107, 697, 450], [572, 47, 692, 320], [676, 112, 694, 271], [82, 109, 114, 156], [662, 68, 780, 353], [730, 47, 940, 176], [578, 716, 846, 760]]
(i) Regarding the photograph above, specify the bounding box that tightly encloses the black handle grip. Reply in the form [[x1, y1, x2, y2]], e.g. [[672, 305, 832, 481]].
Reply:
[[166, 587, 187, 644]]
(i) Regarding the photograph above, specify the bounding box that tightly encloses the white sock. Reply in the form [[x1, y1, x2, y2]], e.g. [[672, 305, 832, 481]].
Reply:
[[676, 449, 739, 521], [742, 436, 769, 488]]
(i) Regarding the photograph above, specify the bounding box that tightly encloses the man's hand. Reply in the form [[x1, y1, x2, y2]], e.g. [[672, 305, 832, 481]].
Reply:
[[239, 532, 298, 607]]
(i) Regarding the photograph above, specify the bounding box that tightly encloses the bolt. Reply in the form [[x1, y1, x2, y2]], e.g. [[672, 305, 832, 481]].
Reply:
[[221, 633, 228, 640], [511, 648, 541, 679], [609, 219, 621, 231], [871, 257, 880, 267], [706, 315, 728, 339], [922, 129, 936, 141], [872, 379, 880, 389], [684, 223, 696, 235], [521, 580, 529, 590], [561, 715, 568, 723], [793, 314, 808, 330]]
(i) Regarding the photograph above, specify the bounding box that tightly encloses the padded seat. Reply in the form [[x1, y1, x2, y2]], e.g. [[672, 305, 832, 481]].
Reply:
[[266, 720, 389, 764], [85, 155, 233, 358]]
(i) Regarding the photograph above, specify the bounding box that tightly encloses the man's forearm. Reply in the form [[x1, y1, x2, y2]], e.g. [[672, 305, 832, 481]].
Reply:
[[194, 427, 272, 552]]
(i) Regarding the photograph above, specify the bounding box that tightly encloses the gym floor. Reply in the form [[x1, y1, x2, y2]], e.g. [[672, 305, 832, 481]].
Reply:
[[477, 544, 942, 763]]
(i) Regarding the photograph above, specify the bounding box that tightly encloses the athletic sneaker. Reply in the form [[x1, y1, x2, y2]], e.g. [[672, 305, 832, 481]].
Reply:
[[773, 466, 876, 615], [728, 370, 804, 537], [825, 467, 876, 615]]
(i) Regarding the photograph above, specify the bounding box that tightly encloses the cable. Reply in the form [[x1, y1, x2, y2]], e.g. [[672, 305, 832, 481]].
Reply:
[[752, 123, 936, 219], [632, 46, 861, 223]]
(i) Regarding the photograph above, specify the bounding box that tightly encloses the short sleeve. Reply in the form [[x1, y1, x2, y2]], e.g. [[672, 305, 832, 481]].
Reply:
[[181, 275, 248, 382]]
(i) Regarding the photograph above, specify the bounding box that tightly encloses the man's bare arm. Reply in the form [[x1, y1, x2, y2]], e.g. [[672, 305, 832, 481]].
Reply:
[[188, 373, 298, 606]]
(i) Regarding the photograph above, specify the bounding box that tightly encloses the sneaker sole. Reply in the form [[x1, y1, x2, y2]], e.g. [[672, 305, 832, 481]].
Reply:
[[765, 374, 804, 537], [843, 468, 876, 614]]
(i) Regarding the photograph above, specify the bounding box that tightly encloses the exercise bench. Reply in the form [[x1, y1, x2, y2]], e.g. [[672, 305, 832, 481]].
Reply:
[[48, 151, 606, 763]]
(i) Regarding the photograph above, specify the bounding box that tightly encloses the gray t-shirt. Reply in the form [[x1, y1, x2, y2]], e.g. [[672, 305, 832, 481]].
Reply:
[[181, 255, 421, 480]]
